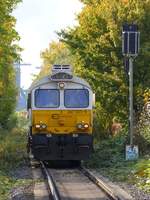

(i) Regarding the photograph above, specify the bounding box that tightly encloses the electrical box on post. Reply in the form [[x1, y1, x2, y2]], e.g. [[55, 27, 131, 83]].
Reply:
[[122, 24, 140, 57]]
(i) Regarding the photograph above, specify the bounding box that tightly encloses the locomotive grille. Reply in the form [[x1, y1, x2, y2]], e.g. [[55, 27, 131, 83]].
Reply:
[[51, 64, 73, 81], [51, 72, 73, 80]]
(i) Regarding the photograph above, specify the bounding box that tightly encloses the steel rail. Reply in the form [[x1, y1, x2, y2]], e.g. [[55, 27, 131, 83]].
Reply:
[[80, 166, 120, 200], [40, 162, 61, 200]]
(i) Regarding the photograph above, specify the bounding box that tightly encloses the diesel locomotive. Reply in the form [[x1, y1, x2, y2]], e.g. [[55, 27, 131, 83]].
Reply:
[[27, 65, 95, 161]]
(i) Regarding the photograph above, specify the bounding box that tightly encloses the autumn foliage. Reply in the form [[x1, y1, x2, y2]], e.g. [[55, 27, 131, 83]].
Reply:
[[0, 0, 21, 128]]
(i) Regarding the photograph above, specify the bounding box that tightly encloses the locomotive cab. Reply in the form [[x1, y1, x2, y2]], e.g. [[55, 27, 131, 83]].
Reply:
[[27, 65, 94, 161]]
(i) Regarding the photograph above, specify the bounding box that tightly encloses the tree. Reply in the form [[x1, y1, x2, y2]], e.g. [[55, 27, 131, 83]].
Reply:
[[59, 0, 150, 132], [0, 0, 21, 128], [35, 41, 74, 80]]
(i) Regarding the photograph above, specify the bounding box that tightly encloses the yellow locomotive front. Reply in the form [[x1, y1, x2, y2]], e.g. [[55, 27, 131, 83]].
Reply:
[[27, 65, 94, 161]]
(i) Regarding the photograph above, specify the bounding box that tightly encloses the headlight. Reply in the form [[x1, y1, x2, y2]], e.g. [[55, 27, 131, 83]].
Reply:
[[35, 124, 41, 128], [41, 124, 47, 129], [35, 124, 47, 129], [84, 124, 89, 129], [77, 124, 83, 129], [58, 82, 65, 89], [77, 123, 89, 130]]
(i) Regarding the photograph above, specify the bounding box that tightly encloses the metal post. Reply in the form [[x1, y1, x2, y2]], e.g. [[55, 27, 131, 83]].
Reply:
[[122, 24, 139, 160], [129, 58, 133, 146]]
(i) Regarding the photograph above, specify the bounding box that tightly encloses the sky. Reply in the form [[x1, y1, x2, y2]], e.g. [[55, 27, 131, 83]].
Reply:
[[13, 0, 82, 89]]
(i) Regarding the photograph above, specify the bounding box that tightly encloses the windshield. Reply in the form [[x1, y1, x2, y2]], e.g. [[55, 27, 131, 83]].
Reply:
[[35, 89, 59, 108], [64, 89, 89, 108]]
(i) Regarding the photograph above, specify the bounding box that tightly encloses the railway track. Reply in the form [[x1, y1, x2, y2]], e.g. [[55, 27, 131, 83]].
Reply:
[[40, 161, 60, 200], [40, 161, 122, 200]]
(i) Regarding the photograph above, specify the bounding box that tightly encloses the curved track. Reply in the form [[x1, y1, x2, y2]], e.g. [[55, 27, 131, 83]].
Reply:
[[40, 162, 121, 200]]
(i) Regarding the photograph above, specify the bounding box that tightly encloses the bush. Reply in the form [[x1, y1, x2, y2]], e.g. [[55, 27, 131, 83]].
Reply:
[[134, 159, 150, 193], [93, 104, 112, 139], [5, 114, 18, 130], [0, 128, 27, 171], [0, 114, 29, 199], [135, 108, 150, 154], [86, 133, 127, 168]]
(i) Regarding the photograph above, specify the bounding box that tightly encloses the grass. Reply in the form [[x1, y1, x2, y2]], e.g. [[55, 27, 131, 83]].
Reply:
[[85, 133, 150, 193], [0, 114, 33, 200]]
